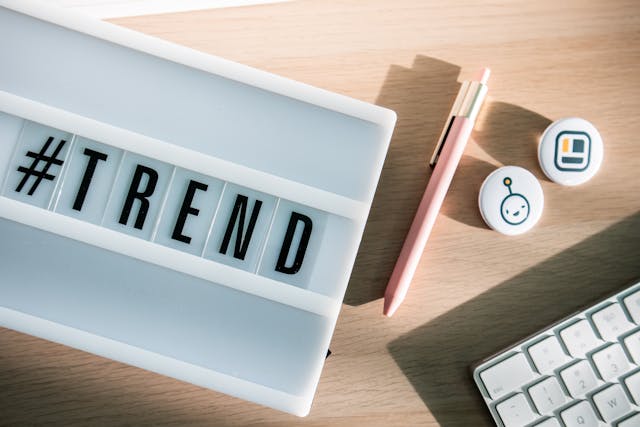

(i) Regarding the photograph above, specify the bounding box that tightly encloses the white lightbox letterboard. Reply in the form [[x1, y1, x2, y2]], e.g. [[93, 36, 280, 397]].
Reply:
[[0, 0, 396, 416]]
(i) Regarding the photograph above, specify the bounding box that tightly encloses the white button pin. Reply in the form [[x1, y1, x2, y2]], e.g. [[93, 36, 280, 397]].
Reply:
[[538, 117, 603, 186], [479, 166, 544, 235]]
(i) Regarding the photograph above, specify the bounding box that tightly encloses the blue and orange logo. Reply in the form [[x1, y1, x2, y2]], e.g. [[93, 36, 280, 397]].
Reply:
[[554, 131, 591, 172]]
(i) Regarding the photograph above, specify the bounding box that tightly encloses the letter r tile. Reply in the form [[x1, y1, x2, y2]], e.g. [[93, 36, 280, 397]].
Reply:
[[102, 152, 173, 240]]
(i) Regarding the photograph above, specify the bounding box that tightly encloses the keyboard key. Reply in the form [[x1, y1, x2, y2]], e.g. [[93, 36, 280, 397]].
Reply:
[[560, 360, 598, 397], [592, 383, 631, 422], [527, 336, 570, 374], [624, 370, 640, 404], [592, 303, 635, 341], [527, 377, 567, 414], [624, 330, 640, 363], [560, 400, 599, 427], [560, 320, 602, 357], [623, 289, 640, 323], [480, 353, 535, 399], [592, 343, 631, 381], [533, 418, 560, 427], [495, 393, 537, 427], [618, 412, 640, 427]]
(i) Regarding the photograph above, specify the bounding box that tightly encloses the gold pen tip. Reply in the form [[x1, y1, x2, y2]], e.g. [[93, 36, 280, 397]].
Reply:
[[473, 67, 491, 85]]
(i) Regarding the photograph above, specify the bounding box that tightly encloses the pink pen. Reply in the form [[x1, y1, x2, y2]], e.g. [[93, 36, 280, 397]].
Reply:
[[383, 67, 490, 317]]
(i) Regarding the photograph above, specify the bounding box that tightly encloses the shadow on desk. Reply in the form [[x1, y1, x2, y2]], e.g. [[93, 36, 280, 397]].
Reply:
[[345, 56, 461, 306], [388, 212, 640, 427], [346, 55, 553, 306]]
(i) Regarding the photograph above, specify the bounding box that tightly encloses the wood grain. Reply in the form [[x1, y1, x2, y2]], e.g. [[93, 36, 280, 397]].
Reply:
[[2, 0, 639, 425]]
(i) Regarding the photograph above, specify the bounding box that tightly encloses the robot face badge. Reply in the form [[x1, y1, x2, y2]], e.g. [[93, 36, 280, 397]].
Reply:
[[479, 166, 544, 236]]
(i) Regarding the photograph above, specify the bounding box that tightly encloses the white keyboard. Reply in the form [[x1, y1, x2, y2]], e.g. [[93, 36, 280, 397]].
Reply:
[[473, 280, 640, 427]]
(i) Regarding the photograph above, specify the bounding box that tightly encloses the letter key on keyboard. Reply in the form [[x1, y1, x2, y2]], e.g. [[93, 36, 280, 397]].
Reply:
[[560, 401, 599, 427], [592, 383, 631, 422]]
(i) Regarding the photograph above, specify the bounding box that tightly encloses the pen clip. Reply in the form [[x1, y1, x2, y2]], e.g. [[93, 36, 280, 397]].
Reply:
[[429, 81, 469, 167]]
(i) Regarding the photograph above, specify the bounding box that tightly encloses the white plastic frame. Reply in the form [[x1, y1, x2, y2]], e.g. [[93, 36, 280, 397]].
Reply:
[[0, 0, 396, 417]]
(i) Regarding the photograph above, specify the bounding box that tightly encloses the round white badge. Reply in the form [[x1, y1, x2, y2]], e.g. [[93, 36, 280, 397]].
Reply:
[[478, 166, 544, 236], [538, 117, 603, 186]]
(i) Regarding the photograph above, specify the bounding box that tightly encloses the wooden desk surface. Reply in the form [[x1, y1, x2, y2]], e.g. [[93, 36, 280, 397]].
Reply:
[[2, 0, 639, 425]]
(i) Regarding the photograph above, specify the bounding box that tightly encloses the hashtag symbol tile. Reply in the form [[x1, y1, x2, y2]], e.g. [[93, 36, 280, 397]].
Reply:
[[15, 136, 67, 196]]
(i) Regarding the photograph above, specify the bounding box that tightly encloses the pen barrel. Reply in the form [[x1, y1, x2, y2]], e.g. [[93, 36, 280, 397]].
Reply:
[[384, 117, 474, 315]]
